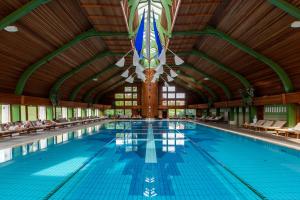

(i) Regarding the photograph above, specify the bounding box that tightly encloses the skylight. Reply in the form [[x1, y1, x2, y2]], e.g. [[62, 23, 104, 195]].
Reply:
[[137, 0, 163, 67]]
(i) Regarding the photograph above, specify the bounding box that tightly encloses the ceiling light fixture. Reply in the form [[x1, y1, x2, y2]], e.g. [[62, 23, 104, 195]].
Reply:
[[4, 26, 18, 32], [291, 21, 300, 28]]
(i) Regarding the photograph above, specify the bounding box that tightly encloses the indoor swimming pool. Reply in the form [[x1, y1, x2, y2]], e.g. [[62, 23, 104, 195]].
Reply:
[[0, 120, 300, 200]]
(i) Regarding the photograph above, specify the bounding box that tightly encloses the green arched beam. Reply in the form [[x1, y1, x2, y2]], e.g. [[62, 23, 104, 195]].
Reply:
[[177, 73, 218, 101], [128, 0, 141, 37], [86, 74, 124, 103], [15, 29, 128, 95], [0, 0, 51, 30], [174, 79, 207, 102], [268, 0, 300, 19], [69, 63, 118, 101], [94, 79, 126, 104], [178, 63, 232, 99], [49, 51, 123, 102], [173, 26, 293, 92], [160, 0, 172, 37], [178, 50, 251, 89]]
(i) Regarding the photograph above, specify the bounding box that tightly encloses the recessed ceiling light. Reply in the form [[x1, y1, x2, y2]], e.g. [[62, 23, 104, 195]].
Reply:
[[204, 77, 210, 81], [4, 26, 18, 32], [291, 21, 300, 28], [93, 78, 98, 81]]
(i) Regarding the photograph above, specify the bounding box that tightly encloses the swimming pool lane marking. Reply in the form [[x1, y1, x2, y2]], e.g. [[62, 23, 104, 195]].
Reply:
[[43, 138, 116, 200], [183, 131, 267, 200], [145, 124, 157, 163]]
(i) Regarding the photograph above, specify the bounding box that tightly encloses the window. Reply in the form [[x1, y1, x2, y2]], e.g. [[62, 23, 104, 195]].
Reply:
[[168, 100, 176, 106], [115, 101, 124, 106], [86, 109, 92, 117], [161, 86, 185, 106], [176, 93, 185, 99], [176, 109, 185, 117], [168, 86, 175, 92], [176, 101, 185, 106], [77, 108, 81, 117], [38, 106, 46, 120], [62, 107, 68, 118], [186, 109, 196, 116], [1, 105, 10, 123], [114, 86, 139, 107], [168, 109, 176, 117], [115, 109, 124, 116], [55, 107, 62, 119], [124, 109, 132, 117], [95, 109, 99, 117], [125, 87, 132, 92], [105, 109, 114, 117], [115, 93, 124, 99], [21, 106, 26, 121], [168, 93, 175, 99], [162, 101, 167, 106], [28, 106, 37, 121], [125, 93, 132, 99]]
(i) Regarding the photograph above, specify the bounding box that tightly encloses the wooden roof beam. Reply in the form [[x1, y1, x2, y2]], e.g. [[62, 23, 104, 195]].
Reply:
[[180, 1, 221, 7], [49, 51, 124, 105], [88, 15, 124, 20], [80, 3, 121, 8], [173, 26, 293, 93], [0, 0, 51, 30], [15, 29, 128, 95]]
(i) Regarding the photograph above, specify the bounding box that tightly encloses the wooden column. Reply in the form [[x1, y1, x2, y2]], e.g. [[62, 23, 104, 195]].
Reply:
[[141, 69, 158, 118]]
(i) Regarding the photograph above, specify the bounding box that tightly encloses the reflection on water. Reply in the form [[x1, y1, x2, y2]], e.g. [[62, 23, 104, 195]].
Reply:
[[0, 121, 192, 165], [114, 121, 188, 154], [116, 133, 138, 152], [0, 125, 101, 164], [162, 132, 185, 153]]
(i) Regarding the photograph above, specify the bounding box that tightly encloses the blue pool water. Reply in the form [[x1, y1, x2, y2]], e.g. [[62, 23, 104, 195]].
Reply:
[[0, 120, 300, 199]]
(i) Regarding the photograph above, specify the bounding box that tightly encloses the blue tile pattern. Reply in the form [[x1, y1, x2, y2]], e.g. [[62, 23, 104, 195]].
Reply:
[[0, 121, 300, 199]]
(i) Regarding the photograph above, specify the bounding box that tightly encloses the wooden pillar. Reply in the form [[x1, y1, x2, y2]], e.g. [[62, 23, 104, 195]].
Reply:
[[141, 69, 158, 118], [242, 107, 246, 124], [256, 105, 264, 120]]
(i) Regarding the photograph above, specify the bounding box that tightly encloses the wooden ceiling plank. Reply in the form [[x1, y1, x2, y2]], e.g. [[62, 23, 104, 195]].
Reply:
[[173, 26, 293, 92], [80, 3, 121, 8], [15, 29, 128, 95], [69, 64, 118, 101], [0, 0, 51, 30], [49, 51, 124, 104]]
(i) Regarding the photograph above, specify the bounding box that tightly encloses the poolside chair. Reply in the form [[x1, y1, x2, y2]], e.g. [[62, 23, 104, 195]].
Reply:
[[260, 120, 286, 131], [196, 116, 205, 121], [247, 120, 265, 129], [255, 120, 274, 131], [275, 122, 300, 139], [211, 116, 223, 122]]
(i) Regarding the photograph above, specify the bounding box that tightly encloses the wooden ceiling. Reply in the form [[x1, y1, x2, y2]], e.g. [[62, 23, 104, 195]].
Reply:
[[1, 0, 300, 104]]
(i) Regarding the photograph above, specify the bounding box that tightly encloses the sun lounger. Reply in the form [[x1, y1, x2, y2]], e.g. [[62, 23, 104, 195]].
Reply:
[[275, 123, 300, 138], [256, 120, 274, 131], [210, 116, 223, 122], [246, 120, 265, 129], [261, 120, 286, 131]]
